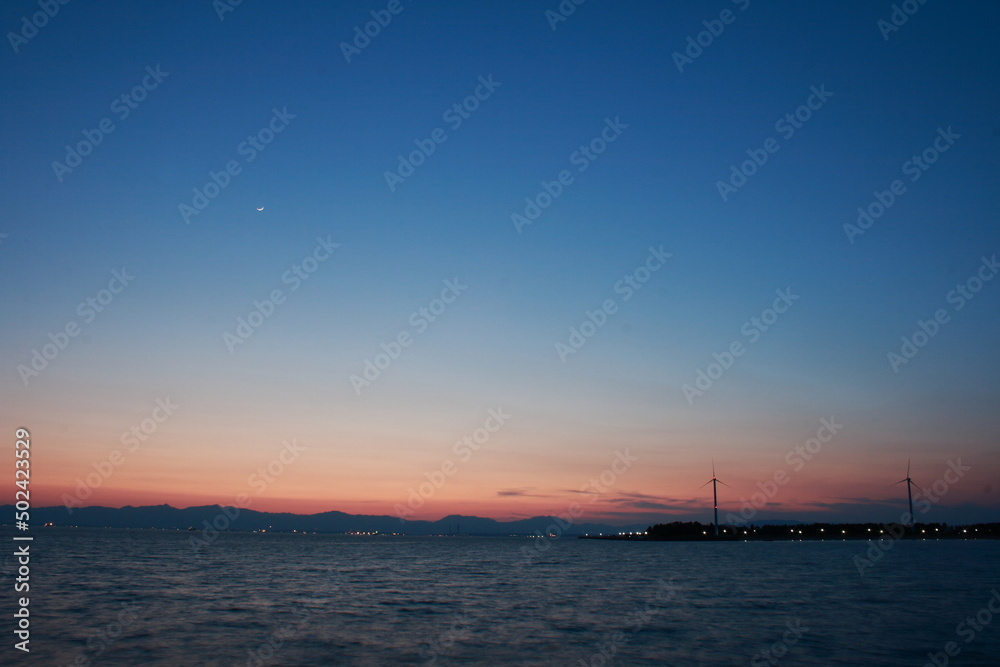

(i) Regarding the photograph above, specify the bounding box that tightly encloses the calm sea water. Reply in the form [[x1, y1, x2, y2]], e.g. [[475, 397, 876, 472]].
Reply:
[[3, 527, 999, 665]]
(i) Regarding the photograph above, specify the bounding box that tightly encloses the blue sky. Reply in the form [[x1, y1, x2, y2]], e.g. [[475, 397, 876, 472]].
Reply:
[[1, 0, 998, 523]]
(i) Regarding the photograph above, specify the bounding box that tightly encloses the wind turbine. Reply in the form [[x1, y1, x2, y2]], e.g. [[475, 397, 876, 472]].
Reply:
[[701, 459, 731, 537], [895, 459, 917, 527]]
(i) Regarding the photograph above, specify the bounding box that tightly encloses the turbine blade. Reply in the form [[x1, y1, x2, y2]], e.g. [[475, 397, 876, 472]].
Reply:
[[699, 480, 713, 489], [894, 479, 908, 485], [717, 479, 733, 488]]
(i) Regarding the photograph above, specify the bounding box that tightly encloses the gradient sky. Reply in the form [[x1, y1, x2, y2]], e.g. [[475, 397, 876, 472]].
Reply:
[[2, 0, 998, 526]]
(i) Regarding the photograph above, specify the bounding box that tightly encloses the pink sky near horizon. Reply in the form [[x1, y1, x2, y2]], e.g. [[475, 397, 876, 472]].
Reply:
[[16, 415, 998, 525], [6, 346, 998, 526]]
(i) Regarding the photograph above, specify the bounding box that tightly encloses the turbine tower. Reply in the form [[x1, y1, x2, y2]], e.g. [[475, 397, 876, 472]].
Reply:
[[895, 459, 917, 527], [701, 460, 730, 537]]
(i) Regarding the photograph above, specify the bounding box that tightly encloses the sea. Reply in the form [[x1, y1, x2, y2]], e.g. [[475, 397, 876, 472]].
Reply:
[[3, 527, 998, 666]]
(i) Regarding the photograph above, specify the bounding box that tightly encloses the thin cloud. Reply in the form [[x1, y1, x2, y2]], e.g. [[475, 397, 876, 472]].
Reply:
[[496, 488, 551, 498]]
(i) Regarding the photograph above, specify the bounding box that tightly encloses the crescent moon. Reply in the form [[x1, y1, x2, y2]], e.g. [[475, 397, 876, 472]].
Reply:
[[256, 207, 264, 211]]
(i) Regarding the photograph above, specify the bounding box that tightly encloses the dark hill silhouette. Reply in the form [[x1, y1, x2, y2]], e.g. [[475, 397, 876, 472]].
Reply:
[[0, 504, 646, 537]]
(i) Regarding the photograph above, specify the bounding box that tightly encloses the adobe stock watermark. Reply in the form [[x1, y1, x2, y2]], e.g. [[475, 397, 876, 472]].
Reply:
[[716, 84, 832, 202], [923, 589, 1000, 667], [245, 605, 312, 667], [750, 619, 809, 666], [419, 611, 478, 666], [189, 439, 306, 554], [853, 458, 971, 576], [887, 254, 997, 373], [519, 449, 638, 565], [349, 278, 468, 395], [682, 288, 799, 405], [672, 0, 750, 73], [7, 0, 72, 54], [878, 0, 929, 41], [0, 555, 15, 583], [213, 0, 245, 21], [393, 407, 510, 520], [223, 236, 339, 352], [384, 75, 501, 192], [244, 571, 345, 666], [16, 268, 135, 386], [61, 397, 179, 513], [64, 602, 141, 667], [340, 0, 412, 63], [843, 126, 959, 243], [555, 245, 672, 362], [51, 65, 169, 182], [579, 578, 678, 667], [726, 417, 843, 526], [510, 116, 628, 234], [545, 0, 588, 31], [178, 106, 295, 224]]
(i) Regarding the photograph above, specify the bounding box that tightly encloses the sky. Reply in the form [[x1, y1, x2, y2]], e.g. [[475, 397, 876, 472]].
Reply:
[[1, 0, 998, 526]]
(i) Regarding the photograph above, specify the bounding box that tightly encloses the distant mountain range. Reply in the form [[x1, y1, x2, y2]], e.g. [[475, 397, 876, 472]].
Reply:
[[0, 504, 650, 537]]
